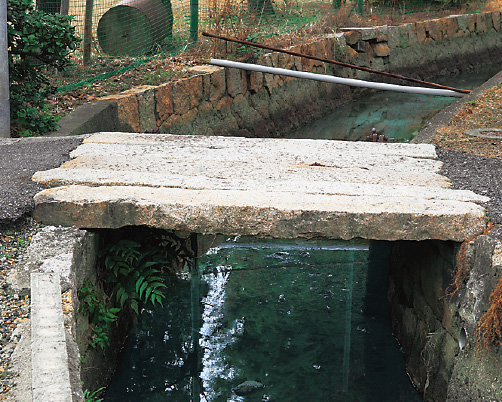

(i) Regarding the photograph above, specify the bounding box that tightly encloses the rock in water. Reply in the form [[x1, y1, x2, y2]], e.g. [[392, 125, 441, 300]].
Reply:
[[232, 380, 265, 396]]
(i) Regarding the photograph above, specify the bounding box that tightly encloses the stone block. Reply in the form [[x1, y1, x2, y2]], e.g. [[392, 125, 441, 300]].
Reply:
[[426, 19, 443, 41], [492, 11, 501, 31], [135, 86, 156, 131], [387, 26, 400, 48], [155, 82, 174, 124], [216, 95, 233, 111], [343, 30, 360, 46], [209, 67, 225, 102], [188, 66, 220, 102], [444, 16, 459, 38], [226, 67, 243, 98], [414, 21, 427, 43], [370, 56, 385, 72], [247, 71, 263, 93], [373, 42, 389, 57], [116, 95, 140, 132], [344, 44, 358, 62], [269, 52, 280, 67], [358, 27, 378, 41], [465, 14, 476, 33], [376, 33, 388, 43], [172, 76, 203, 115], [278, 52, 294, 70], [475, 12, 492, 33], [162, 108, 198, 131]]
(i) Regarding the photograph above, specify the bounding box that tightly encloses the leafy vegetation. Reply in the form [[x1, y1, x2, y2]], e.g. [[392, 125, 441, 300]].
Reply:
[[103, 240, 167, 315], [7, 0, 80, 136], [82, 383, 106, 402], [78, 279, 121, 349], [79, 237, 169, 352]]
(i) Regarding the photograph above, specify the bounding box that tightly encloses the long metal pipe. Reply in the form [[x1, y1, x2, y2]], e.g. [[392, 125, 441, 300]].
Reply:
[[202, 32, 471, 94], [210, 59, 464, 97], [0, 0, 10, 137]]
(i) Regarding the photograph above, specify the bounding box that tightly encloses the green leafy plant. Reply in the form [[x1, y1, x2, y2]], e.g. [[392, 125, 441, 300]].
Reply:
[[82, 383, 105, 402], [78, 279, 120, 350], [7, 0, 80, 135], [103, 240, 167, 315]]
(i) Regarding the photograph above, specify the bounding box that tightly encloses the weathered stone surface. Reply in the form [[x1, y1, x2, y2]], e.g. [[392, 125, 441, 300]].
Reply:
[[426, 19, 443, 41], [373, 42, 390, 57], [99, 93, 140, 132], [155, 82, 174, 124], [33, 133, 488, 242], [492, 11, 501, 31], [209, 67, 225, 102], [343, 30, 361, 45], [226, 67, 245, 98], [172, 76, 203, 115], [247, 71, 263, 93], [476, 12, 492, 33]]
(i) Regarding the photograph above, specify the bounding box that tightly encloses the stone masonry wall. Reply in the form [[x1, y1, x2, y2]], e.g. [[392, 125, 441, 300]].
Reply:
[[388, 237, 502, 401], [97, 11, 502, 136]]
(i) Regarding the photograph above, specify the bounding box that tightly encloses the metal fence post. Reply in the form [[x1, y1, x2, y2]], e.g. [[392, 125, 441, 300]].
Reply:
[[0, 0, 10, 137], [189, 0, 198, 43], [357, 0, 363, 15]]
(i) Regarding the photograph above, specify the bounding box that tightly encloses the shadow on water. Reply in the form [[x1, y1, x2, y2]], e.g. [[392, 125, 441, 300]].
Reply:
[[287, 65, 502, 142], [105, 238, 422, 401]]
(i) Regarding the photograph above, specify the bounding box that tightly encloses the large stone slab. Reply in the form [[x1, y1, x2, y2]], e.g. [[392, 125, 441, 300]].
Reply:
[[33, 133, 489, 241]]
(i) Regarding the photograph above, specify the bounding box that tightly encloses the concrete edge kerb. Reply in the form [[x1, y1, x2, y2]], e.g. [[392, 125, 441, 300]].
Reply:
[[413, 69, 502, 144], [7, 226, 89, 402], [31, 272, 72, 402]]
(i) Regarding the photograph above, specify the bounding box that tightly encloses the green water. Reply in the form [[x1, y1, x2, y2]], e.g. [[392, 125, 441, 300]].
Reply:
[[287, 66, 501, 142], [105, 238, 422, 401]]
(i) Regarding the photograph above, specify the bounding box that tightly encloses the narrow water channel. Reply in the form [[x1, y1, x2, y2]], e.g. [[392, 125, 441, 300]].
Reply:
[[104, 67, 500, 401], [105, 238, 421, 401], [287, 65, 501, 142]]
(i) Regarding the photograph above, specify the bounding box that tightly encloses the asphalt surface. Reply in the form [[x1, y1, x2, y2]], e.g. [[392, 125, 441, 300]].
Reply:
[[0, 136, 84, 225]]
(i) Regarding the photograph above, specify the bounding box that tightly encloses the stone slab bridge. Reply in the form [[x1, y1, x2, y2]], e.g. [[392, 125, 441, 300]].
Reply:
[[32, 132, 489, 242]]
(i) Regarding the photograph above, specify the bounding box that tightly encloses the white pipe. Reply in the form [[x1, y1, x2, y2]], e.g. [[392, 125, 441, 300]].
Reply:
[[210, 59, 464, 98]]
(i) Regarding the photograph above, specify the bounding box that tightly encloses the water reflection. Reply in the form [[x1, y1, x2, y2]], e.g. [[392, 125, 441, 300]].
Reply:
[[105, 238, 423, 401]]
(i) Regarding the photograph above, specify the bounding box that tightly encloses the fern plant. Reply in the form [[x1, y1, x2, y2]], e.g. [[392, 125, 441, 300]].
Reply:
[[103, 240, 167, 315], [78, 279, 121, 349]]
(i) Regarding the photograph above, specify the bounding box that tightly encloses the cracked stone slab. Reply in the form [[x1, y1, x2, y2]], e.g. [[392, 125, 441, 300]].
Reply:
[[33, 132, 489, 242]]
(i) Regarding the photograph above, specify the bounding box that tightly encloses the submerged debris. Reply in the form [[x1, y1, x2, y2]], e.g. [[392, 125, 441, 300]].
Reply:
[[232, 380, 265, 396]]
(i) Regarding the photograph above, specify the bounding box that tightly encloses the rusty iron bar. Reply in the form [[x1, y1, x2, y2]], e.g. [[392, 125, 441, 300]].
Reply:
[[202, 31, 472, 94]]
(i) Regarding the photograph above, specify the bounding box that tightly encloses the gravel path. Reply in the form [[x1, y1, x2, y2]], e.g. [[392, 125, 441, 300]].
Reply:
[[438, 149, 502, 230], [0, 137, 83, 224], [0, 218, 39, 397]]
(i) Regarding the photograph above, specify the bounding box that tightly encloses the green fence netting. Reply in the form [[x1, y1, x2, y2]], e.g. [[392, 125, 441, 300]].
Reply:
[[37, 0, 359, 89]]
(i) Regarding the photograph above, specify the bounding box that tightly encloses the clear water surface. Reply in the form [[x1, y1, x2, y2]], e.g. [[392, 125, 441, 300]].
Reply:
[[105, 238, 422, 401]]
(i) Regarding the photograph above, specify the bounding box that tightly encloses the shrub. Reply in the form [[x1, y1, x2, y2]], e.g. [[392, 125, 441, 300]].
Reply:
[[7, 0, 80, 135]]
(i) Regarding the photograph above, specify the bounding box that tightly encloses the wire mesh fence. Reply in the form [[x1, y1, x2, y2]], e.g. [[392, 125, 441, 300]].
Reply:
[[39, 0, 347, 89]]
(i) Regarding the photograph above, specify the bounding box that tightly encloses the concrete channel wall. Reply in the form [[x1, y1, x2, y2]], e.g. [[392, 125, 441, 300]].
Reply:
[[53, 11, 502, 137]]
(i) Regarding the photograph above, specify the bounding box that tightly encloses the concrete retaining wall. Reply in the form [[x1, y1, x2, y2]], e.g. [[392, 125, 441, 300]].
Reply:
[[53, 11, 502, 138]]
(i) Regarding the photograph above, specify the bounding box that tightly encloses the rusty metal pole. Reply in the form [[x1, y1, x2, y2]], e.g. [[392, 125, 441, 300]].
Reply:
[[0, 0, 10, 137]]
